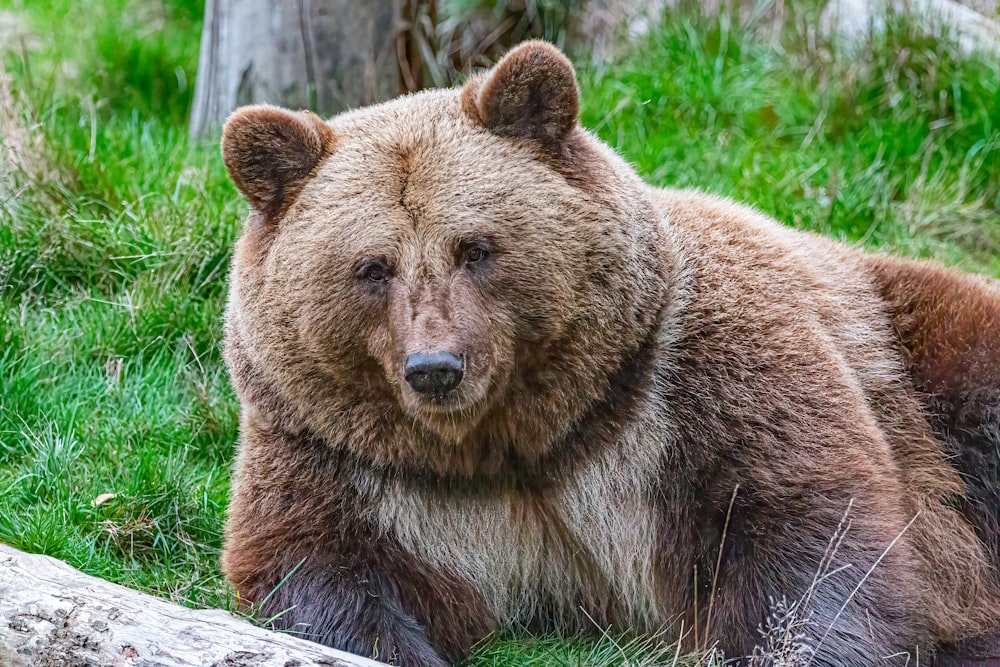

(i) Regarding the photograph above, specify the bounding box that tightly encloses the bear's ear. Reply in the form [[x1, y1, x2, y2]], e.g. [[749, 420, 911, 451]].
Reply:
[[463, 40, 579, 152], [221, 105, 336, 218]]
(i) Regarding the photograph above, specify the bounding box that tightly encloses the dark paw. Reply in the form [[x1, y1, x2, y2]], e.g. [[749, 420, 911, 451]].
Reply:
[[372, 633, 449, 667]]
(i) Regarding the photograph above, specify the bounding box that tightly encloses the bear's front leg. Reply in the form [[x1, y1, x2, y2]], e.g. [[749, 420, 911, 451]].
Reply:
[[228, 548, 447, 666], [222, 418, 496, 666]]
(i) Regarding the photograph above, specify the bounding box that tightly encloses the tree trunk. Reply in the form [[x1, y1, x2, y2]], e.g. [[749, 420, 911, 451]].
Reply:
[[820, 0, 1000, 56], [0, 543, 387, 667], [189, 0, 402, 138]]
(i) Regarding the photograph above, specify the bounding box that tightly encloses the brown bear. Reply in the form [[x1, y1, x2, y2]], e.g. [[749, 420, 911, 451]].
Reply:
[[219, 41, 1000, 666]]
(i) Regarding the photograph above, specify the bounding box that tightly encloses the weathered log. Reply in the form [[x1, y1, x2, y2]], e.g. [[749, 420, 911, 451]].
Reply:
[[0, 543, 387, 667]]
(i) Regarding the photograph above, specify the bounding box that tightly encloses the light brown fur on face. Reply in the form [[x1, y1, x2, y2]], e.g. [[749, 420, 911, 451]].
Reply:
[[223, 50, 668, 470], [220, 41, 1000, 667]]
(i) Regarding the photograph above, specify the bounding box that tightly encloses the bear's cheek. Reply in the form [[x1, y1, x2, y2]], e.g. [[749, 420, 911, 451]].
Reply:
[[443, 275, 519, 408], [254, 247, 381, 376], [303, 289, 384, 364], [481, 258, 579, 344], [361, 319, 400, 390]]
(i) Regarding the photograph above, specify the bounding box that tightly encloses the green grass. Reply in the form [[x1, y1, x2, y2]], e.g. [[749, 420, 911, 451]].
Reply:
[[1, 0, 998, 664], [1, 0, 234, 611], [577, 8, 1000, 275]]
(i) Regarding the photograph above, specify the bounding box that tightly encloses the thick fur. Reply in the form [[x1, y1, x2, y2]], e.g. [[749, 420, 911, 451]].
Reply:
[[221, 105, 336, 218], [220, 41, 1000, 666]]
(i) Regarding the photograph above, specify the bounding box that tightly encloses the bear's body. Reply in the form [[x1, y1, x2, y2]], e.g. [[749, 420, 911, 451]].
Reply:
[[220, 42, 1000, 666]]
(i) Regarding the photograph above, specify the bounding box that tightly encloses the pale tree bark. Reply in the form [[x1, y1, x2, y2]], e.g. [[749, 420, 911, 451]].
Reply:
[[821, 0, 1000, 56], [189, 0, 403, 138], [0, 543, 388, 667]]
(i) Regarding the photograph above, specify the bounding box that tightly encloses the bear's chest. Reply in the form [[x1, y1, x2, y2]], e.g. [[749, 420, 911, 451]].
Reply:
[[370, 423, 674, 631]]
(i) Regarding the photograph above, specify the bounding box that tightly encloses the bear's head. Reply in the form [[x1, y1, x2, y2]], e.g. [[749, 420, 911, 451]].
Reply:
[[222, 42, 674, 479]]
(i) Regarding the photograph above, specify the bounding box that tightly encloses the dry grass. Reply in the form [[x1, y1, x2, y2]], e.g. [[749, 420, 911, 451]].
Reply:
[[0, 68, 49, 196]]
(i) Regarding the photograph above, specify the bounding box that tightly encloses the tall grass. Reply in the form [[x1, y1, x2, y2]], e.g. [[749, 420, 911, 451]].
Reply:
[[2, 0, 235, 609]]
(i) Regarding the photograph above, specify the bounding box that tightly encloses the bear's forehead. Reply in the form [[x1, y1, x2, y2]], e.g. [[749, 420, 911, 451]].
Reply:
[[308, 88, 559, 202], [285, 89, 565, 242], [327, 89, 475, 155]]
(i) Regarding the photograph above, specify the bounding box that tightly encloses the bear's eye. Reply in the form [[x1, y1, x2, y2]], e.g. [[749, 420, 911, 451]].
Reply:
[[465, 246, 488, 263], [461, 243, 491, 267], [357, 260, 391, 285]]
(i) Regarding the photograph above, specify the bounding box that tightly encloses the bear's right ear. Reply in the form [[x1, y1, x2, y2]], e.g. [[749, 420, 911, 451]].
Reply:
[[462, 40, 579, 154], [221, 105, 336, 218]]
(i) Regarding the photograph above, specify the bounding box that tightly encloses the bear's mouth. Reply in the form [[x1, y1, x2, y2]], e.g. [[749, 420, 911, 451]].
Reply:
[[398, 378, 495, 438], [409, 391, 480, 415]]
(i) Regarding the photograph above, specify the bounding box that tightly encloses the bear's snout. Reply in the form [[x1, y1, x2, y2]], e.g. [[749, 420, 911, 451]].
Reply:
[[404, 351, 465, 398]]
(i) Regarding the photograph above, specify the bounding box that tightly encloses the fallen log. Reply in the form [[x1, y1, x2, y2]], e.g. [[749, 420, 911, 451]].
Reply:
[[0, 543, 387, 667]]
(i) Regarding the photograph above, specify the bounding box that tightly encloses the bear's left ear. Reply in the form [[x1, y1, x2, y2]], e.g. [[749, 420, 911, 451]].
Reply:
[[463, 40, 579, 153], [221, 105, 336, 218]]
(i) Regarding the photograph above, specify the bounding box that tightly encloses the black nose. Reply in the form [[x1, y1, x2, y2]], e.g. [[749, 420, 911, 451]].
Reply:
[[404, 351, 464, 397]]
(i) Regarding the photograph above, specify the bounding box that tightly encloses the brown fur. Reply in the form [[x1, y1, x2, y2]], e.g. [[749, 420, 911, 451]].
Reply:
[[868, 257, 1000, 596], [220, 41, 1000, 666], [463, 41, 578, 153], [222, 105, 336, 219]]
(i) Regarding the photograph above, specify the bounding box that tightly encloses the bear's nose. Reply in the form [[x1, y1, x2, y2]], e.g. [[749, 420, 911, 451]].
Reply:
[[404, 351, 464, 397]]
